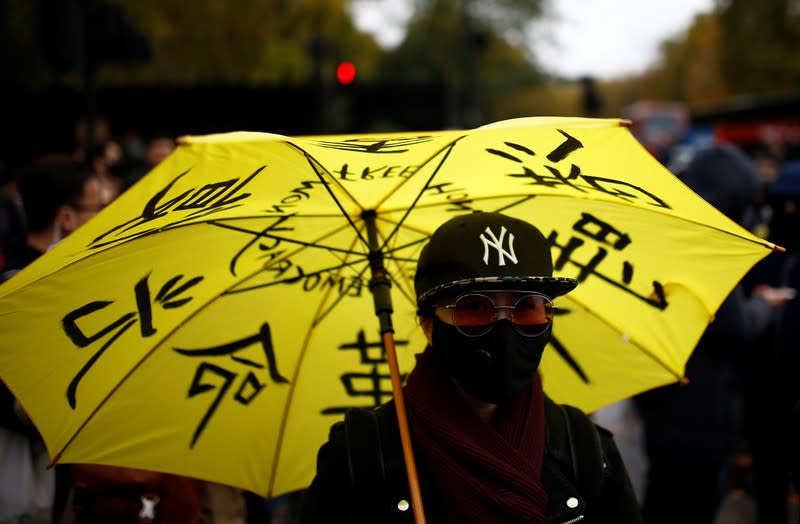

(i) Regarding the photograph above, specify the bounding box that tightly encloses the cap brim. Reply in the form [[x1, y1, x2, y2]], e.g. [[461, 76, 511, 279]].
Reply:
[[417, 276, 578, 306]]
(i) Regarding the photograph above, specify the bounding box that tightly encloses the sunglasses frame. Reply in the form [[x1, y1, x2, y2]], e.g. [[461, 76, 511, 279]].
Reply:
[[439, 290, 556, 337]]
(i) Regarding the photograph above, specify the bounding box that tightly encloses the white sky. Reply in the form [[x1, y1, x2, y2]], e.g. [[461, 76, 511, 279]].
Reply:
[[352, 0, 716, 79]]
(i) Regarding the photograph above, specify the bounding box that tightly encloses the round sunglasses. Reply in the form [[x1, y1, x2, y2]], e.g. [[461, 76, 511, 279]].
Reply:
[[439, 291, 555, 337]]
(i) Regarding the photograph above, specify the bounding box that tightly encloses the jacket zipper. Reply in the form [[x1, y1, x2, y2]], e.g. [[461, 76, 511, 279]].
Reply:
[[561, 515, 585, 524]]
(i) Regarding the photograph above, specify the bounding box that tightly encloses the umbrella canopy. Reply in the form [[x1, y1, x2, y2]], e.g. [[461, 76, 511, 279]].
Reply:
[[0, 117, 776, 500]]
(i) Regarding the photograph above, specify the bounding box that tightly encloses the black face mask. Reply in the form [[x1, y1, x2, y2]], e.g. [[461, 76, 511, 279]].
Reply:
[[430, 316, 550, 404]]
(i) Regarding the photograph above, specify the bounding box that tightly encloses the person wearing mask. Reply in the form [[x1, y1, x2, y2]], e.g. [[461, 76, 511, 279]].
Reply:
[[302, 211, 643, 523]]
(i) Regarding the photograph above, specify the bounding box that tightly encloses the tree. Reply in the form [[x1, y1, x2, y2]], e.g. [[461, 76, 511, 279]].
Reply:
[[0, 0, 383, 88], [0, 0, 52, 88], [718, 0, 800, 96], [377, 0, 549, 126], [633, 13, 728, 108], [103, 0, 382, 86]]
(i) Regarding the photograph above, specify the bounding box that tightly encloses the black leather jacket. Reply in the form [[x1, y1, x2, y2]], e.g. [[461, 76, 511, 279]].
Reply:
[[301, 396, 643, 523]]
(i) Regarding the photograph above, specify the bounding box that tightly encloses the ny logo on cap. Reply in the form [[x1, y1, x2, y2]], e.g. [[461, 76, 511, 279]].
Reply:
[[480, 226, 518, 266]]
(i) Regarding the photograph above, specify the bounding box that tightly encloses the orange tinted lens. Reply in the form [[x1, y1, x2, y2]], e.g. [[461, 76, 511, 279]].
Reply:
[[452, 294, 495, 329], [512, 295, 553, 334]]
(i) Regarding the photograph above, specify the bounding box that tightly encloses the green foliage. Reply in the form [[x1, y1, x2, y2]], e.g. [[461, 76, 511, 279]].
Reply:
[[0, 0, 53, 88], [718, 0, 800, 95], [628, 1, 800, 111], [0, 0, 382, 87], [103, 0, 381, 86], [378, 1, 465, 84], [378, 0, 548, 124]]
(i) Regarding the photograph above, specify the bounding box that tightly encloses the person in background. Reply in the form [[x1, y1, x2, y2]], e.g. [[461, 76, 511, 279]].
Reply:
[[0, 156, 27, 273], [636, 144, 794, 524], [742, 147, 782, 240], [123, 131, 176, 190], [85, 139, 126, 203], [1, 154, 103, 523], [741, 160, 800, 524], [1, 154, 102, 278]]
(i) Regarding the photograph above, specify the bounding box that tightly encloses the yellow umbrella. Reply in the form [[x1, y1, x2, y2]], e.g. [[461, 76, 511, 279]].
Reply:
[[0, 117, 776, 511]]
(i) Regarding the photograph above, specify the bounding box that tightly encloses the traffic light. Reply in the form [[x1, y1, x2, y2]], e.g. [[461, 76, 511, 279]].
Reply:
[[335, 61, 356, 86]]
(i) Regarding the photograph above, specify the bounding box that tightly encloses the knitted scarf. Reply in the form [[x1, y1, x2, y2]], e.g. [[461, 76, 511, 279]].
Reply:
[[405, 348, 547, 523]]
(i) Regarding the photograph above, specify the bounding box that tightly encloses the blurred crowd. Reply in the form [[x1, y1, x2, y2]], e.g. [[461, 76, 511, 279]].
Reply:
[[604, 129, 800, 524], [0, 115, 799, 524], [0, 117, 175, 276]]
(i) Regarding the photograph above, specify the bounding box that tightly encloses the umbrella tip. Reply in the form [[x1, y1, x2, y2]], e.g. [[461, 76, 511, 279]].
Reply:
[[46, 453, 61, 470], [774, 243, 787, 253]]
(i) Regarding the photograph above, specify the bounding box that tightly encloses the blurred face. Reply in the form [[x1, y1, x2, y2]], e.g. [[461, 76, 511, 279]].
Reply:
[[755, 157, 779, 185], [769, 195, 800, 251], [60, 177, 104, 236], [146, 137, 175, 167]]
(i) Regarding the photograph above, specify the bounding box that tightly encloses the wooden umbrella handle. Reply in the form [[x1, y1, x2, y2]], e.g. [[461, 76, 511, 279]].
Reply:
[[383, 331, 427, 524], [362, 212, 425, 522]]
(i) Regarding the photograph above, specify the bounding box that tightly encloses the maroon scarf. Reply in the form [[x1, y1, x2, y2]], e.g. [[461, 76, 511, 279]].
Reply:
[[405, 348, 547, 523]]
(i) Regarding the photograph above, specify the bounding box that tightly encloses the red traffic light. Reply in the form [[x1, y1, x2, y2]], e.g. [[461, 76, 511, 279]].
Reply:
[[336, 61, 356, 85]]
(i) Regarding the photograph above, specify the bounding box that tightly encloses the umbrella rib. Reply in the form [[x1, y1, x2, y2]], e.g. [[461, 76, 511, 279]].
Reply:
[[562, 295, 687, 381], [284, 134, 471, 254], [371, 134, 466, 211], [209, 220, 363, 265], [374, 221, 421, 309], [312, 264, 371, 324], [376, 136, 467, 250], [285, 142, 369, 248], [266, 232, 367, 497]]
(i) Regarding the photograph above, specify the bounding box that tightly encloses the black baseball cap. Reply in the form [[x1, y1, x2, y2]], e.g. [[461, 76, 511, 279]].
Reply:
[[414, 212, 578, 309]]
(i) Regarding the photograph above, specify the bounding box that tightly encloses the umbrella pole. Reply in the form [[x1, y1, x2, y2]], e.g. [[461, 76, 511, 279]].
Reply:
[[364, 211, 426, 524], [383, 331, 427, 524]]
